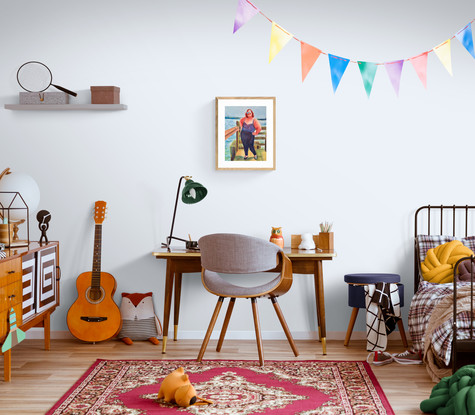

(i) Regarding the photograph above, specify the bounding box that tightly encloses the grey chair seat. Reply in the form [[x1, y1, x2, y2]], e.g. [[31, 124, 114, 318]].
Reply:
[[203, 270, 282, 297], [196, 233, 299, 366]]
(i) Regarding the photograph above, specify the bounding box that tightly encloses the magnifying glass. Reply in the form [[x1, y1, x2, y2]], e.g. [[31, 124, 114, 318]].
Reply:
[[17, 61, 77, 97]]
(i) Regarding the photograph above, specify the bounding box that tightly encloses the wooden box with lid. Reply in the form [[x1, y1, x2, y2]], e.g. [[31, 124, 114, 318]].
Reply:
[[90, 86, 120, 104]]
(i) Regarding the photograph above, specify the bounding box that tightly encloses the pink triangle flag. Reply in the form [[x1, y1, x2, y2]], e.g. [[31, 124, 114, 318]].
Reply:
[[384, 60, 404, 96], [233, 0, 259, 34], [301, 42, 322, 82], [410, 52, 428, 88]]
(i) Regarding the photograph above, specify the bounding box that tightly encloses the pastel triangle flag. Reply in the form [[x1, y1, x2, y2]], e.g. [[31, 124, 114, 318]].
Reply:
[[357, 61, 378, 98], [455, 23, 475, 58], [433, 39, 453, 75], [410, 52, 428, 88], [328, 54, 350, 93], [233, 0, 259, 34], [384, 60, 404, 96], [301, 42, 322, 82], [269, 22, 293, 63]]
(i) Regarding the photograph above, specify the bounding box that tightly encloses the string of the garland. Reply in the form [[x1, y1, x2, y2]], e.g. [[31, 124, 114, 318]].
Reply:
[[245, 0, 475, 65]]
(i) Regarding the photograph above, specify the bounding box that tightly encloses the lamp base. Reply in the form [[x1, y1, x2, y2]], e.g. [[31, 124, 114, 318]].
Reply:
[[186, 241, 199, 250]]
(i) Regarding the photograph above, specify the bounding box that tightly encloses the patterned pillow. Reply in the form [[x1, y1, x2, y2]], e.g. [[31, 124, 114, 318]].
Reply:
[[461, 236, 475, 253], [416, 235, 457, 261]]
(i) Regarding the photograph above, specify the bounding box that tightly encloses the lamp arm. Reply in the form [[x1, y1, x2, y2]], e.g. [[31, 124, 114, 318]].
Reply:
[[166, 176, 186, 247]]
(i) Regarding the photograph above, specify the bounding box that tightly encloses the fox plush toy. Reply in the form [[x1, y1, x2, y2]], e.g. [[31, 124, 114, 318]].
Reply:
[[117, 292, 162, 345]]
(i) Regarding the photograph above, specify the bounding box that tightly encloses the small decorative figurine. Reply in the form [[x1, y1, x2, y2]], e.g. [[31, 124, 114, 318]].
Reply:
[[269, 226, 284, 249], [37, 210, 51, 245], [299, 233, 315, 250]]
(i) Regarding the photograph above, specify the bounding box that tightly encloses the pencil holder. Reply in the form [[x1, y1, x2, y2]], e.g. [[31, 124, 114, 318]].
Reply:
[[318, 232, 334, 250]]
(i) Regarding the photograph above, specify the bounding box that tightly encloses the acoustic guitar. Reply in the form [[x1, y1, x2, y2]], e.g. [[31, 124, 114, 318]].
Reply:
[[67, 201, 122, 342]]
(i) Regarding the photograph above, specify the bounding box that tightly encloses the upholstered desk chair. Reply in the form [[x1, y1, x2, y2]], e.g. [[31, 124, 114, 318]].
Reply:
[[197, 233, 299, 366]]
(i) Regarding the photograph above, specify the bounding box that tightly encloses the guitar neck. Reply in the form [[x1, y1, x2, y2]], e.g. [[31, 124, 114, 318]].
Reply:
[[92, 224, 102, 287]]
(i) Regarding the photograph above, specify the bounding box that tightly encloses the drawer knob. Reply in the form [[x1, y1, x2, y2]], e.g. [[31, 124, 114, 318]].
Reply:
[[8, 294, 15, 298], [7, 270, 15, 274]]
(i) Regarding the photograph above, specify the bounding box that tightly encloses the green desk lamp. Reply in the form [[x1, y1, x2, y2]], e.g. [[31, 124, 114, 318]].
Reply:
[[162, 176, 207, 250]]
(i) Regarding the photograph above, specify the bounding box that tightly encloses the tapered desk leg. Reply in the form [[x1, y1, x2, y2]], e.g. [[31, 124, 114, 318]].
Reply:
[[174, 273, 182, 341], [314, 260, 327, 355], [162, 260, 174, 354]]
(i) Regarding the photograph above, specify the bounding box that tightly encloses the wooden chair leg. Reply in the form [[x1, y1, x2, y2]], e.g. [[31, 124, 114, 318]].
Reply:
[[397, 319, 409, 348], [217, 298, 236, 352], [251, 298, 264, 366], [271, 297, 299, 357], [344, 307, 359, 347], [197, 297, 224, 362]]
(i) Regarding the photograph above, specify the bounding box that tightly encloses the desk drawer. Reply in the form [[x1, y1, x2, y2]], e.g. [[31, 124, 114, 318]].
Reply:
[[0, 258, 22, 286]]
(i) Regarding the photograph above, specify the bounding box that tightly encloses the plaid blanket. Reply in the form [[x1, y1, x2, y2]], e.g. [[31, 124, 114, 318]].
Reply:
[[365, 283, 401, 351], [409, 280, 473, 366]]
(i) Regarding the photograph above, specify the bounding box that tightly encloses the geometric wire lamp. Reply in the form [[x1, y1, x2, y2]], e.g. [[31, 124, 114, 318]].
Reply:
[[161, 175, 207, 250]]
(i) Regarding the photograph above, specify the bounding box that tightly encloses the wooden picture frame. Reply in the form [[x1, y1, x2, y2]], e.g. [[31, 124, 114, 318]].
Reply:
[[215, 97, 276, 170]]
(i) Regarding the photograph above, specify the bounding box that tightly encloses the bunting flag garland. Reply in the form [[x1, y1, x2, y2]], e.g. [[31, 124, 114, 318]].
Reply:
[[433, 39, 453, 75], [269, 22, 293, 63], [358, 61, 378, 98], [233, 0, 259, 33], [232, 0, 475, 97], [301, 42, 322, 82], [329, 54, 349, 93], [455, 23, 475, 58], [410, 52, 429, 88], [384, 60, 404, 96]]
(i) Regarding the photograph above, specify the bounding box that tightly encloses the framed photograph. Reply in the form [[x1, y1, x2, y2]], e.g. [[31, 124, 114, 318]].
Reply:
[[215, 97, 276, 170]]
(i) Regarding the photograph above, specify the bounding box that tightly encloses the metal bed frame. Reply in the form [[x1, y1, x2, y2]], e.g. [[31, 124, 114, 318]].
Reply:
[[414, 205, 475, 291], [414, 205, 475, 372]]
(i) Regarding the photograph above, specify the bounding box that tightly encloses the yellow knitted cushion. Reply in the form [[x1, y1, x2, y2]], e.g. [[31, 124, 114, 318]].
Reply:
[[421, 240, 474, 283]]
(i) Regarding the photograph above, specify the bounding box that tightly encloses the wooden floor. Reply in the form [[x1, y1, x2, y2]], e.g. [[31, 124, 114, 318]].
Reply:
[[0, 338, 434, 414]]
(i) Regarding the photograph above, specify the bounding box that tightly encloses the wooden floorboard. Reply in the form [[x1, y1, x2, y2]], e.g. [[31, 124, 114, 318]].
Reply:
[[0, 338, 434, 414]]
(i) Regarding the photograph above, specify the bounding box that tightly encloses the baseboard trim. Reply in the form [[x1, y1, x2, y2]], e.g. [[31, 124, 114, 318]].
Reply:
[[26, 329, 404, 341]]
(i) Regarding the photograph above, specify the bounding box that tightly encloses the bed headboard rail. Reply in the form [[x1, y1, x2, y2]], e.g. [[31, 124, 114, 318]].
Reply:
[[414, 205, 475, 291]]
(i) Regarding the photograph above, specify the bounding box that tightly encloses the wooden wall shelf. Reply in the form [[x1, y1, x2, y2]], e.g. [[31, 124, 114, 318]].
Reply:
[[4, 104, 127, 111]]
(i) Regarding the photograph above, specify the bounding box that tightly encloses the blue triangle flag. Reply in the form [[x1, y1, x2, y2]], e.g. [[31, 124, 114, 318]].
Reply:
[[328, 54, 350, 93], [455, 23, 475, 59]]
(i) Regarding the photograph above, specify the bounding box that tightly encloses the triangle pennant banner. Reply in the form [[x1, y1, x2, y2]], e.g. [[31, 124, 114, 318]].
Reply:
[[269, 22, 293, 63], [328, 54, 350, 93], [455, 23, 475, 59], [410, 52, 428, 88], [301, 42, 322, 82], [233, 0, 259, 34], [384, 60, 404, 96], [358, 61, 378, 98], [433, 39, 453, 75]]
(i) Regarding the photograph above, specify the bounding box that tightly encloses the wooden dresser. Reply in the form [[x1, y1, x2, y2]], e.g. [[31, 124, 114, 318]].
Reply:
[[0, 242, 59, 381]]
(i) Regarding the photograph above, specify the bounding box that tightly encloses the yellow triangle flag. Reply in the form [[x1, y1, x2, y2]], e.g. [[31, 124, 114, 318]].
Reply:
[[269, 22, 293, 63], [433, 39, 453, 76]]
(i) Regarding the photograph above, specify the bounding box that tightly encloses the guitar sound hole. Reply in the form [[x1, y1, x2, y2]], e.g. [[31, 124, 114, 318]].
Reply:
[[86, 286, 105, 304]]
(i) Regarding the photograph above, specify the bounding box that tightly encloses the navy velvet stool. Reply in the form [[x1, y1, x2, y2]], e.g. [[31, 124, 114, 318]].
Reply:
[[343, 273, 408, 347]]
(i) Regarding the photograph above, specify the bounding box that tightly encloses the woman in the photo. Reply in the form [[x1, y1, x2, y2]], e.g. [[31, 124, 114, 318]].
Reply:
[[239, 108, 261, 160]]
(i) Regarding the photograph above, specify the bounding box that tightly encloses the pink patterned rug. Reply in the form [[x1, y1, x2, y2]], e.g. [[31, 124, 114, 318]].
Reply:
[[47, 359, 394, 414]]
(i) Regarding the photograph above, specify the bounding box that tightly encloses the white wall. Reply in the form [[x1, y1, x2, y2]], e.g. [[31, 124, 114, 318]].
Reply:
[[2, 0, 475, 340]]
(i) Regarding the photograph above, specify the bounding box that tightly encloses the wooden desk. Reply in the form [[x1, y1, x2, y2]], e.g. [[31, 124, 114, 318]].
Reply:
[[152, 247, 336, 355]]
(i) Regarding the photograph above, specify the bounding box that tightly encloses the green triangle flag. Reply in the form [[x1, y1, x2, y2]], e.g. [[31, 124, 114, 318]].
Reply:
[[358, 61, 378, 98]]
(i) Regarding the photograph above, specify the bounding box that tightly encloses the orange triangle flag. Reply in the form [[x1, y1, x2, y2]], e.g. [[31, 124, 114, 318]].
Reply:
[[301, 42, 322, 82]]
